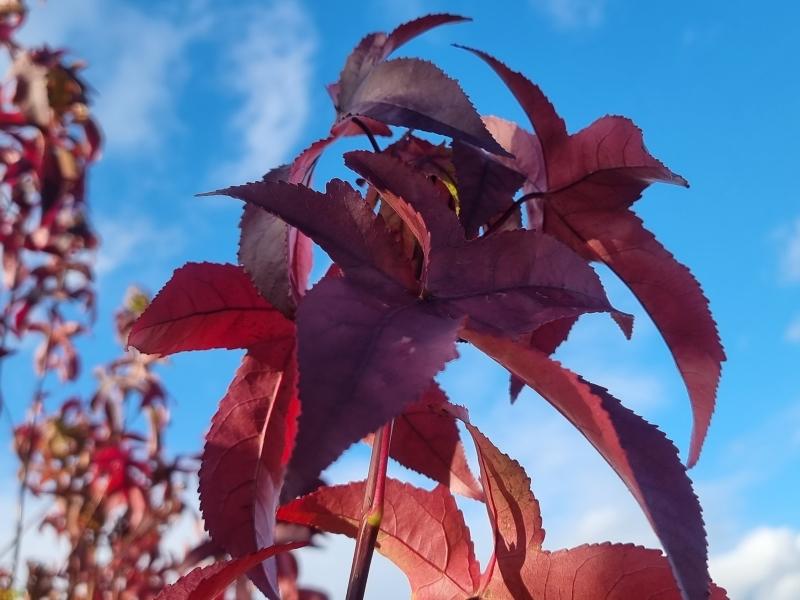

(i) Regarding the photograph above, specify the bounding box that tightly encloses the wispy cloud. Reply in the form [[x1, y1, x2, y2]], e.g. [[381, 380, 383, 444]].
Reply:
[[19, 0, 209, 154], [94, 214, 185, 278], [530, 0, 607, 30], [710, 527, 800, 600], [785, 315, 800, 343], [778, 218, 800, 283], [217, 0, 316, 183]]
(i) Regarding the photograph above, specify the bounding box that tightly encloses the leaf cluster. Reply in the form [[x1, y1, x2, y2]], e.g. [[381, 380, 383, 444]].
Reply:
[[130, 14, 727, 599]]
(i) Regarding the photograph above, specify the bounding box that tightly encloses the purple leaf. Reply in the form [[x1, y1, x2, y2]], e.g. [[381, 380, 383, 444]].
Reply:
[[211, 179, 416, 291], [451, 140, 524, 237], [467, 48, 724, 466], [283, 275, 462, 498], [464, 328, 710, 600], [342, 58, 509, 155]]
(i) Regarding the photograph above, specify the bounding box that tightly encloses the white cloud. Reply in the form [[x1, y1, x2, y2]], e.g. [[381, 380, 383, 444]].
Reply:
[[711, 527, 800, 600], [0, 492, 70, 582], [778, 218, 800, 283], [94, 214, 185, 278], [18, 0, 209, 154], [218, 1, 316, 183], [530, 0, 607, 29], [785, 315, 800, 343], [296, 535, 410, 599]]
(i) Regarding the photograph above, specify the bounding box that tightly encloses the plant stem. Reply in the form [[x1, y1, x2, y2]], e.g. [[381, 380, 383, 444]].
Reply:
[[351, 117, 382, 153], [345, 420, 393, 600], [482, 190, 545, 237], [10, 314, 54, 586]]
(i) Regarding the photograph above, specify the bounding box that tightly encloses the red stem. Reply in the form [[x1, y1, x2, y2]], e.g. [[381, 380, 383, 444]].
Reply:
[[345, 420, 394, 600]]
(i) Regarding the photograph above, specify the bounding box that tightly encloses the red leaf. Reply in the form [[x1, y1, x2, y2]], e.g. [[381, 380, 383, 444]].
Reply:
[[239, 201, 305, 318], [283, 275, 462, 499], [468, 49, 724, 466], [509, 317, 578, 402], [457, 403, 727, 598], [463, 328, 709, 600], [155, 542, 306, 600], [365, 383, 483, 500], [462, 417, 546, 594], [278, 480, 481, 599], [82, 117, 102, 162], [330, 115, 392, 137], [128, 262, 293, 356], [483, 543, 729, 600], [385, 14, 470, 58], [199, 337, 299, 599]]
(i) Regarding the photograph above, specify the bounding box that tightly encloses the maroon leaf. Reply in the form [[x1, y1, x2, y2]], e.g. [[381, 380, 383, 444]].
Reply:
[[283, 275, 462, 499], [240, 202, 311, 318], [199, 336, 299, 599], [467, 48, 724, 466], [451, 140, 525, 238], [429, 228, 631, 339], [82, 117, 102, 163], [128, 263, 293, 356], [463, 328, 709, 600], [345, 151, 632, 339], [345, 149, 464, 256], [237, 135, 338, 319], [155, 542, 306, 600], [212, 180, 417, 291], [330, 14, 469, 118], [325, 15, 490, 153], [278, 479, 481, 599], [365, 383, 483, 500], [341, 58, 509, 155]]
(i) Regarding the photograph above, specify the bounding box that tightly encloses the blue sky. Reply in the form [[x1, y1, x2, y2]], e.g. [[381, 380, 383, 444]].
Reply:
[[2, 0, 799, 598]]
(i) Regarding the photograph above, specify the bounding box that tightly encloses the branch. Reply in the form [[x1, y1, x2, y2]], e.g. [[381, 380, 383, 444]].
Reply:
[[345, 419, 394, 600]]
